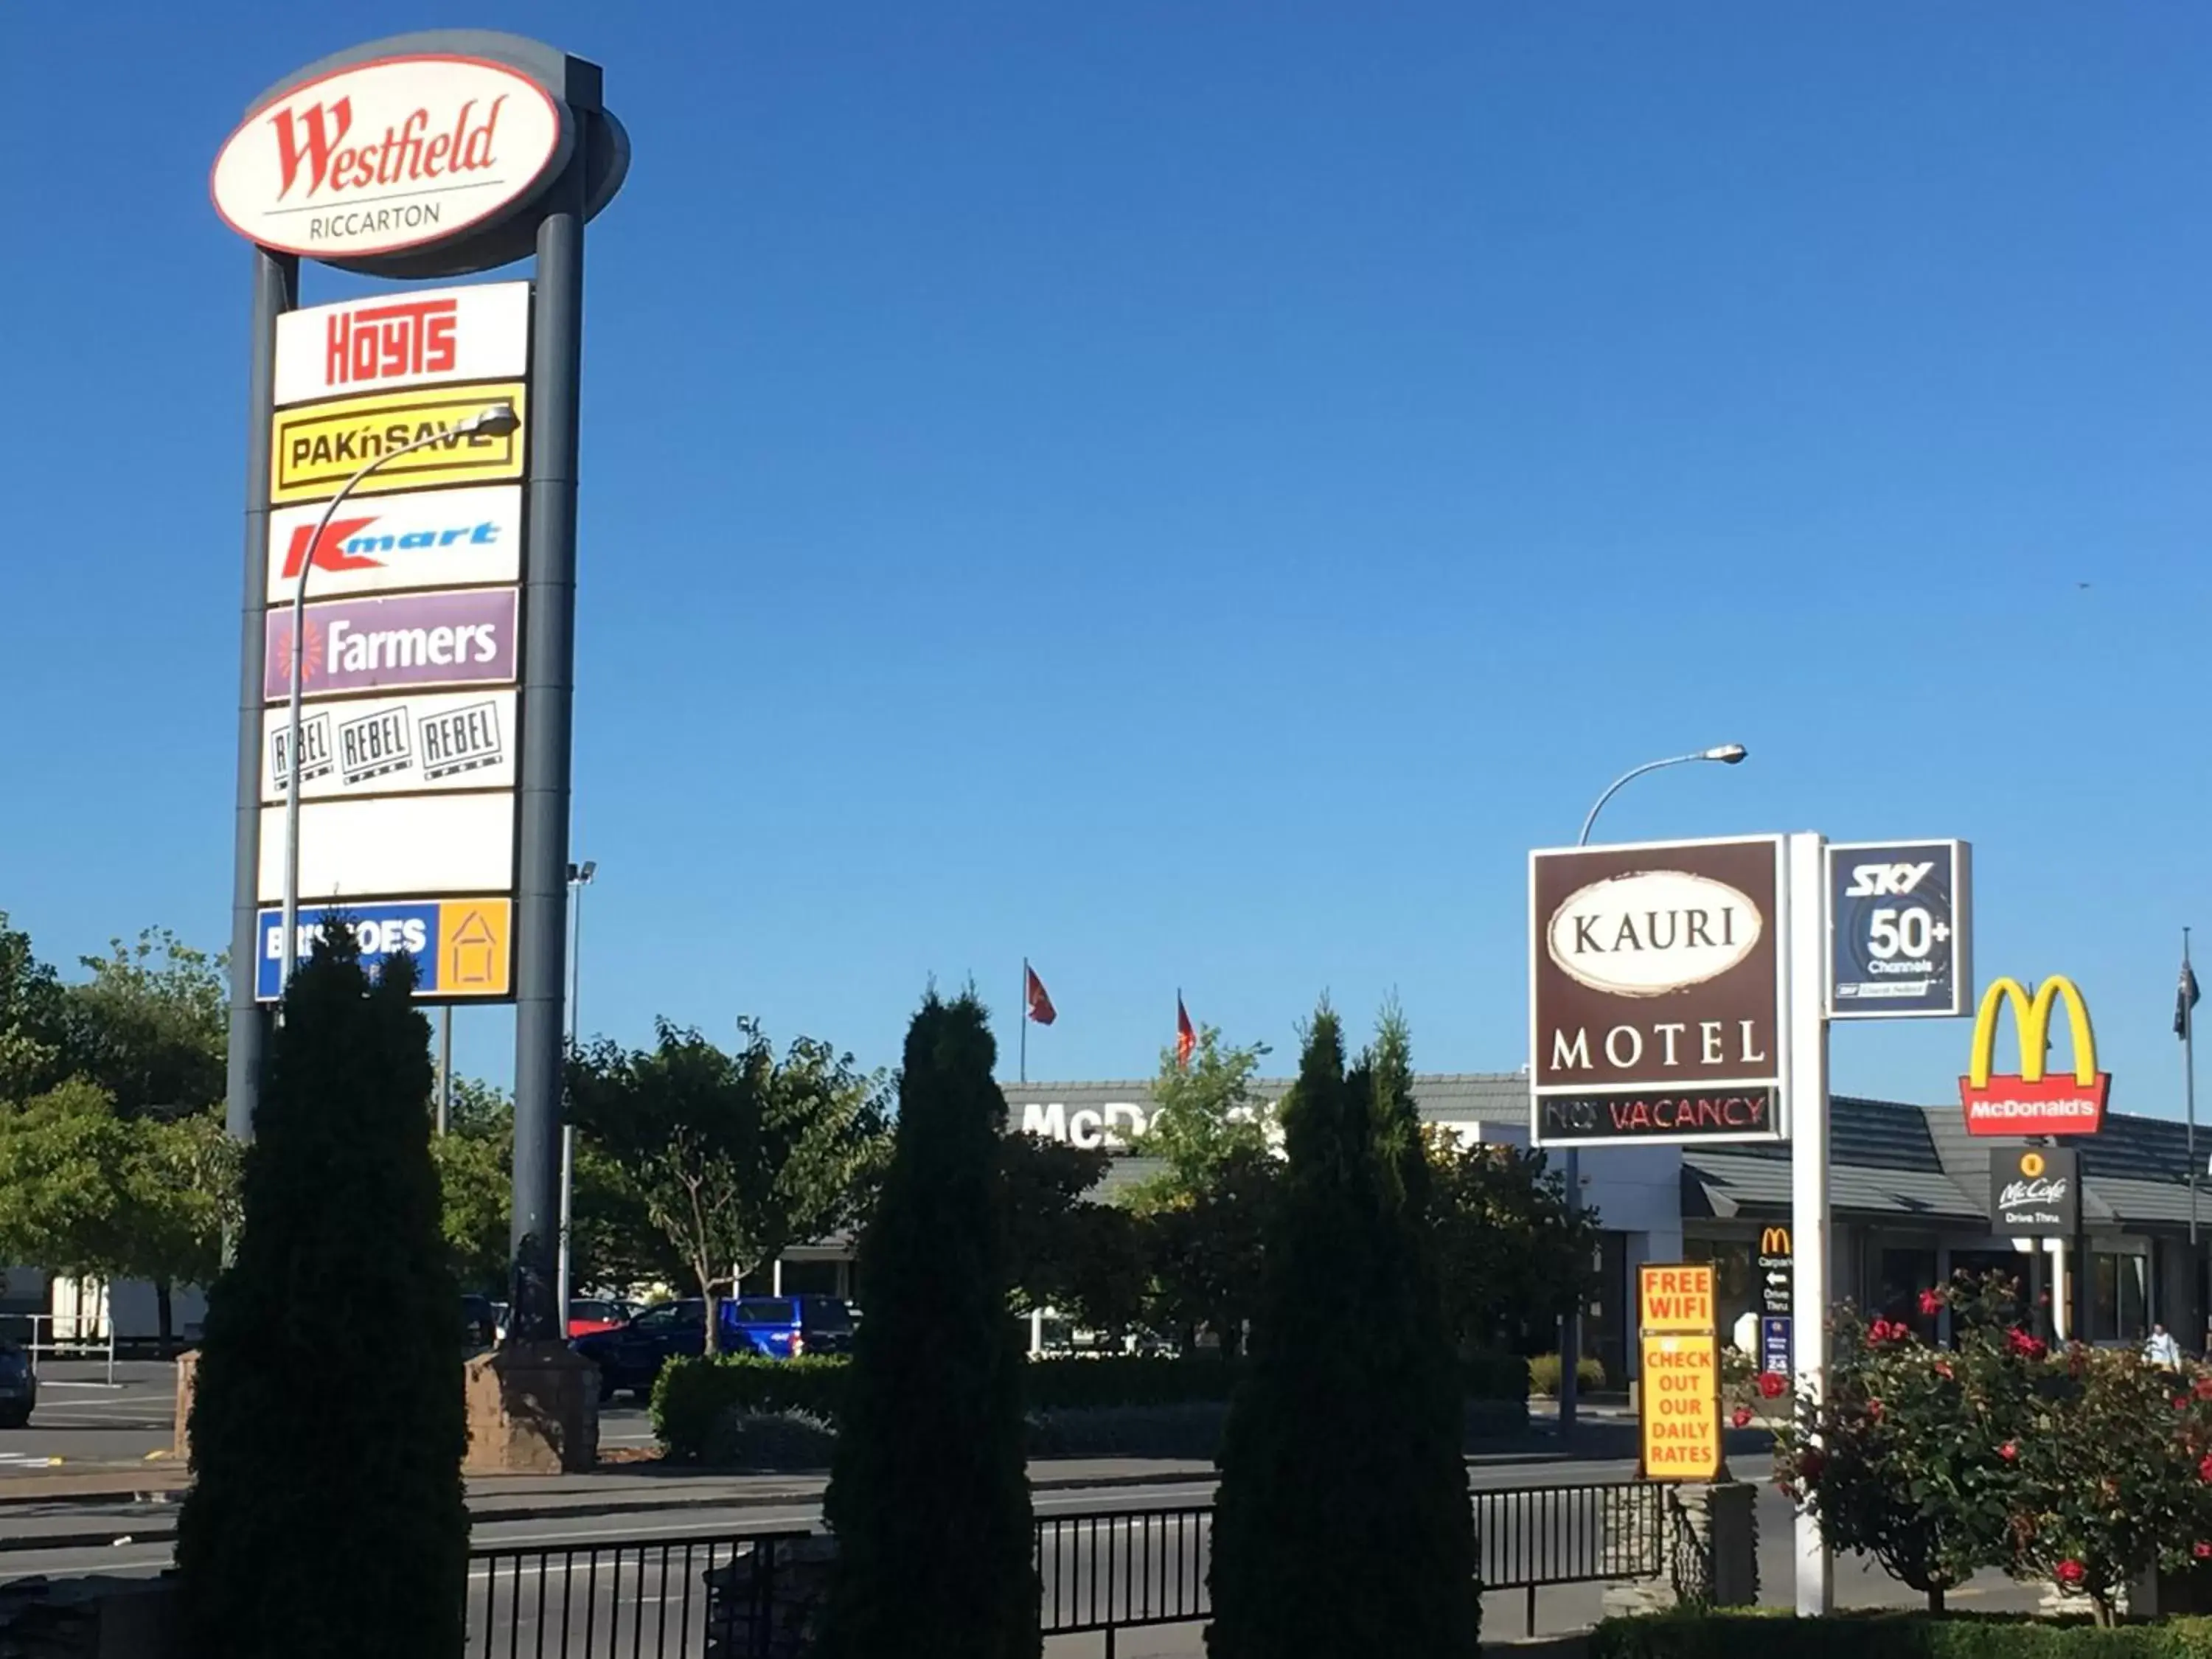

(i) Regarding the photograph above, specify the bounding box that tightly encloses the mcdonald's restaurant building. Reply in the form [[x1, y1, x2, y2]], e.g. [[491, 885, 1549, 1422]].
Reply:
[[1002, 1075, 2212, 1380]]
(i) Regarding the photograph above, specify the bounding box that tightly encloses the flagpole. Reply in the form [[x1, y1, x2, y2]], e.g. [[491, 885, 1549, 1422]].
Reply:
[[2188, 928, 2198, 1252], [1020, 957, 1029, 1086]]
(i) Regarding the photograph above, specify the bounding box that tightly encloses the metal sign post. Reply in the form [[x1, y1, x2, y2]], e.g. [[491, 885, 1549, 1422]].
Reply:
[[1786, 831, 1834, 1616]]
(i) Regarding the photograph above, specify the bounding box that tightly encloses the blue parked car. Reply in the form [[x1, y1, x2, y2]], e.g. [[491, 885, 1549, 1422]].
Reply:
[[725, 1295, 855, 1361], [571, 1295, 855, 1400]]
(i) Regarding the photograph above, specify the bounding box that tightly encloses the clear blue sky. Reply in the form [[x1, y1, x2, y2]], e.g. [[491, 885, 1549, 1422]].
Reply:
[[4, 2, 2208, 1113]]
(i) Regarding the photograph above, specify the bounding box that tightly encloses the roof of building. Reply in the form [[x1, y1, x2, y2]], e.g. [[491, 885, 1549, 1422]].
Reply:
[[1009, 1077, 2209, 1237]]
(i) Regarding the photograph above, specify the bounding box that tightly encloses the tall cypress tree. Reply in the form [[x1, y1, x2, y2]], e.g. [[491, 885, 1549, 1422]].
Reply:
[[1208, 1004, 1478, 1659], [177, 925, 467, 1659], [818, 991, 1038, 1659]]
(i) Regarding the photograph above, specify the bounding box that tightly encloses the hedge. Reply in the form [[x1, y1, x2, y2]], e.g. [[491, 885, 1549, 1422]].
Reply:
[[652, 1350, 1530, 1462], [1591, 1612, 2212, 1659]]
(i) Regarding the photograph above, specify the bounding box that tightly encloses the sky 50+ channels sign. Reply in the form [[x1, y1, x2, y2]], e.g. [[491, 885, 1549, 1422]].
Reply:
[[1530, 836, 1784, 1147], [254, 900, 512, 1002], [1827, 840, 1972, 1019]]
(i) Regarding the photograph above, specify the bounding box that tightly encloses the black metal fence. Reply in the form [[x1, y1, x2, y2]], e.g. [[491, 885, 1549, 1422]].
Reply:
[[469, 1531, 815, 1659], [1472, 1479, 1670, 1635], [467, 1481, 1680, 1658], [1037, 1504, 1210, 1652]]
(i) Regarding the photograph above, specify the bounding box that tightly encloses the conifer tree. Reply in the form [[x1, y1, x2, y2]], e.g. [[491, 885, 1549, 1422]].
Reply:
[[1208, 1004, 1478, 1659], [817, 991, 1039, 1659], [176, 925, 467, 1659]]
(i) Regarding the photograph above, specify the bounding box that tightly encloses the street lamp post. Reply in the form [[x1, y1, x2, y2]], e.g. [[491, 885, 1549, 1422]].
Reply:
[[1559, 742, 1749, 1439], [557, 859, 597, 1328], [276, 403, 521, 989]]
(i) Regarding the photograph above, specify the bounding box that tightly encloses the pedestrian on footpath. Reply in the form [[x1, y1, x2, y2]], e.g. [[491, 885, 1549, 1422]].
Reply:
[[2146, 1321, 2183, 1369]]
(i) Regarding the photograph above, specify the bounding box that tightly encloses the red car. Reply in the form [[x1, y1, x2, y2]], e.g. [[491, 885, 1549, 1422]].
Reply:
[[566, 1298, 635, 1339]]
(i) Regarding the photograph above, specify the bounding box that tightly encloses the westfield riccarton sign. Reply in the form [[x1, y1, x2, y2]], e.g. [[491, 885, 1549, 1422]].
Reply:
[[1530, 837, 1785, 1146], [211, 56, 566, 260]]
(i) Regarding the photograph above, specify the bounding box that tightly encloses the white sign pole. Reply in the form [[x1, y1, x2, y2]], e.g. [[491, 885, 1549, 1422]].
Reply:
[[1787, 831, 1834, 1615]]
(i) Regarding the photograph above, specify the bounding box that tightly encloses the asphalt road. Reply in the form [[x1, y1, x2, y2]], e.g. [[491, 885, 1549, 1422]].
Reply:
[[0, 1360, 661, 1470]]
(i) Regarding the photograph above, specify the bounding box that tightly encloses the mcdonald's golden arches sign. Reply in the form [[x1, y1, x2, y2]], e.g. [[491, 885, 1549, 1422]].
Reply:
[[1957, 975, 2110, 1138]]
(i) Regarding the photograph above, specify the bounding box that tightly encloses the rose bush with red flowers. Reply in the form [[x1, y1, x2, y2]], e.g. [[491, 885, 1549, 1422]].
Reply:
[[1778, 1273, 2212, 1625], [1757, 1371, 1787, 1400], [1775, 1276, 2031, 1613]]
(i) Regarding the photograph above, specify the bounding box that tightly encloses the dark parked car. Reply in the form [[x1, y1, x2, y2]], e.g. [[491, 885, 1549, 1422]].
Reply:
[[571, 1299, 708, 1399], [0, 1342, 34, 1428], [725, 1295, 854, 1360], [571, 1295, 856, 1399]]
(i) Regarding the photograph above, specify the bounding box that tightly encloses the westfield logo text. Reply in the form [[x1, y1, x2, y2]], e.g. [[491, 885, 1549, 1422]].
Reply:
[[267, 95, 509, 200]]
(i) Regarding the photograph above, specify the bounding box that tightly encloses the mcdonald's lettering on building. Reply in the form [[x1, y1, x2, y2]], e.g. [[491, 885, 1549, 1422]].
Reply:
[[1958, 975, 2111, 1138]]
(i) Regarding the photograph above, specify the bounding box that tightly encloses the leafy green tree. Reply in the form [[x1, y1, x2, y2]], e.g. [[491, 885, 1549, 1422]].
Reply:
[[0, 914, 67, 1104], [63, 930, 226, 1121], [0, 1080, 139, 1275], [1128, 1029, 1279, 1354], [1425, 1131, 1601, 1357], [432, 1127, 512, 1297], [0, 1084, 234, 1348], [1208, 1005, 1478, 1659], [1130, 1027, 1275, 1198], [567, 1018, 888, 1353], [123, 1108, 237, 1346], [176, 925, 467, 1659], [818, 992, 1039, 1659], [1003, 1133, 1146, 1337]]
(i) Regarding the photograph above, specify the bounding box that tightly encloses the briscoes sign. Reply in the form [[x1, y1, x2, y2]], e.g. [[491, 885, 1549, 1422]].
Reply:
[[210, 56, 567, 261], [271, 383, 528, 504], [263, 588, 518, 700], [1989, 1147, 2081, 1236], [273, 282, 529, 406], [1529, 836, 1784, 1147], [1958, 975, 2110, 1138], [254, 897, 512, 1002], [265, 485, 521, 602], [262, 690, 515, 803]]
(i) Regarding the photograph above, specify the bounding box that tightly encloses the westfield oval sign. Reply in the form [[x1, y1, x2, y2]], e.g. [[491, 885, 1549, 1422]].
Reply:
[[1545, 869, 1763, 997], [211, 55, 567, 261]]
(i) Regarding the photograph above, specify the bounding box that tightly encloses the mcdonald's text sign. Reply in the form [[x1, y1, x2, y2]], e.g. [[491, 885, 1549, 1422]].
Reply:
[[1958, 975, 2110, 1138]]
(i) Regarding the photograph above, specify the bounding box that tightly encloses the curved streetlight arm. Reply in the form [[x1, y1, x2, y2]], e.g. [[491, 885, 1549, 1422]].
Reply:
[[1578, 752, 1712, 846], [279, 411, 514, 988]]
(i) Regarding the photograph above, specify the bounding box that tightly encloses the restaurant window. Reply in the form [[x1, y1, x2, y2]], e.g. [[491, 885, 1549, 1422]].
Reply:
[[2090, 1251, 2149, 1343], [1876, 1248, 1939, 1342], [1684, 1238, 1756, 1333]]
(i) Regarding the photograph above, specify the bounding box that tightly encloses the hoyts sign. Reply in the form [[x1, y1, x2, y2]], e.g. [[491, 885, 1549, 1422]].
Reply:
[[1958, 975, 2111, 1138], [212, 55, 567, 260]]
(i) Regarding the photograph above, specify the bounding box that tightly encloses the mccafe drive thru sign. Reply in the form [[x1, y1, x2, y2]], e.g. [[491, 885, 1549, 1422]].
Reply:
[[1531, 836, 1785, 1146]]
